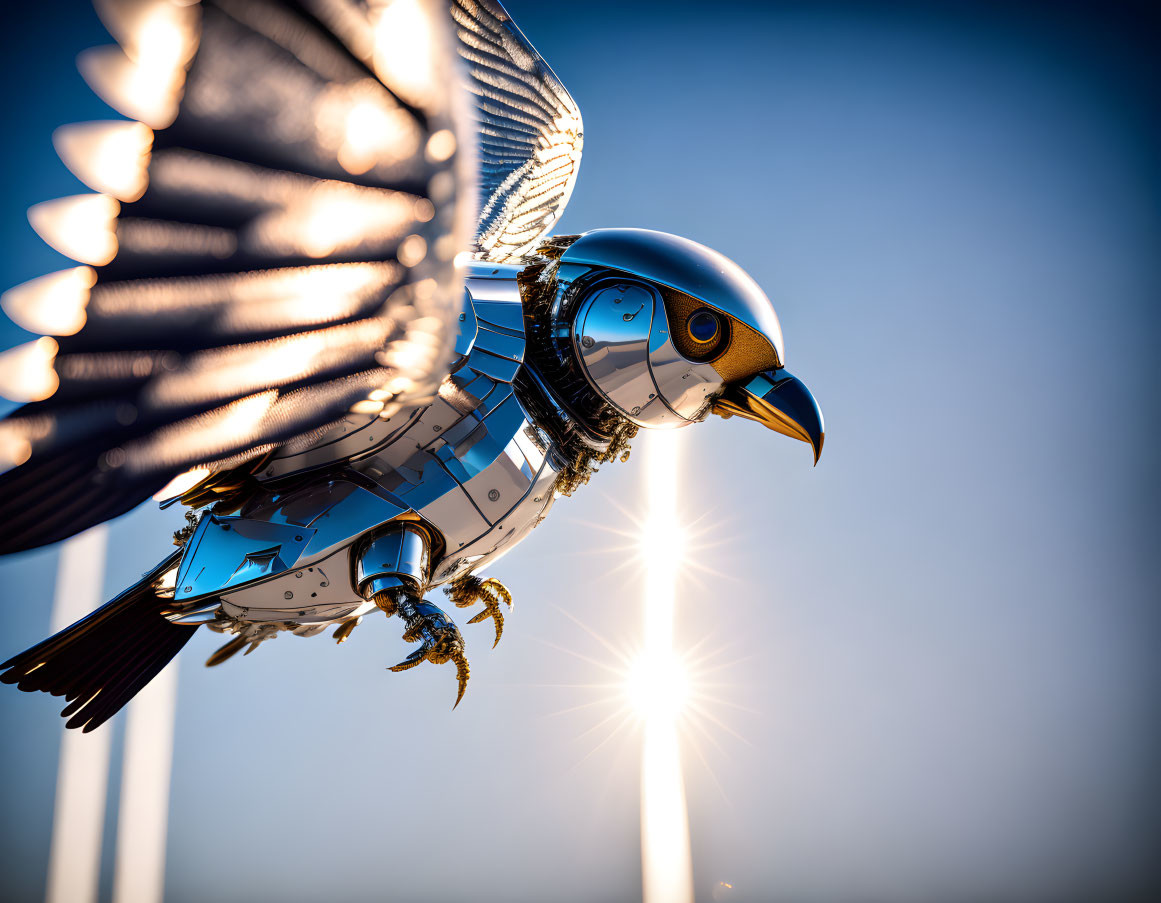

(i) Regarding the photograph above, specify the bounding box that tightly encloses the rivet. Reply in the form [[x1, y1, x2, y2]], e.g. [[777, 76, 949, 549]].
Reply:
[[183, 586, 192, 593], [631, 406, 641, 415], [458, 313, 466, 321], [294, 535, 303, 541], [434, 424, 442, 431], [488, 489, 500, 502], [295, 571, 303, 578], [284, 591, 294, 600]]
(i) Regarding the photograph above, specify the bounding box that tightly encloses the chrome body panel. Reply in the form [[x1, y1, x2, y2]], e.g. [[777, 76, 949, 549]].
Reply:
[[561, 228, 785, 367], [356, 524, 432, 598], [220, 549, 373, 624], [177, 267, 560, 624], [646, 300, 723, 419], [571, 278, 720, 427]]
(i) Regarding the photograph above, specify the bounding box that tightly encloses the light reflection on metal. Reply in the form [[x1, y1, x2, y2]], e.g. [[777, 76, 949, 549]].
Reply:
[[78, 44, 182, 130], [372, 0, 441, 110], [315, 79, 421, 176], [143, 321, 381, 409], [1, 267, 95, 336], [81, 0, 200, 130], [246, 180, 420, 259], [397, 233, 427, 267], [712, 369, 825, 464], [152, 467, 212, 503], [94, 0, 200, 66], [121, 390, 278, 473], [90, 261, 399, 333], [0, 337, 60, 403], [425, 128, 456, 162], [561, 229, 786, 368], [28, 194, 119, 266], [53, 121, 153, 202]]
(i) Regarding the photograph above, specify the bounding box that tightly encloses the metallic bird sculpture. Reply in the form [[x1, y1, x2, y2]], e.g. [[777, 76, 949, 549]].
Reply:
[[0, 0, 823, 729]]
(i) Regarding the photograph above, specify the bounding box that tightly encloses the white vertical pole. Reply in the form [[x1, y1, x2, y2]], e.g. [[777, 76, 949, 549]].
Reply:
[[112, 658, 179, 903], [45, 526, 111, 903], [640, 432, 694, 903]]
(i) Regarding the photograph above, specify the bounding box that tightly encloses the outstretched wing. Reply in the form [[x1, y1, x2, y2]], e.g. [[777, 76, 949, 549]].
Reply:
[[0, 0, 468, 554], [453, 0, 583, 261]]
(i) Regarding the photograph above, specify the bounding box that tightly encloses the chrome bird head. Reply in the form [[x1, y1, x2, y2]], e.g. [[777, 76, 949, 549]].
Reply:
[[560, 229, 824, 463]]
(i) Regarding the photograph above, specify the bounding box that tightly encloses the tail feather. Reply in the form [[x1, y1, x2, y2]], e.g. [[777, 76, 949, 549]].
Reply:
[[1, 551, 197, 732]]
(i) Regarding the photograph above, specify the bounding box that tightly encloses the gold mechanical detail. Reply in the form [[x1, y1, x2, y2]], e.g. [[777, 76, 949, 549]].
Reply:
[[447, 575, 513, 647]]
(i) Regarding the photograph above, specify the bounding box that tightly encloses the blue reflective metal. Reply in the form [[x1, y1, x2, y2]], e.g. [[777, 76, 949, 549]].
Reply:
[[725, 369, 825, 464], [167, 245, 816, 633], [454, 290, 478, 358], [356, 525, 431, 598], [560, 228, 785, 367], [175, 516, 315, 602]]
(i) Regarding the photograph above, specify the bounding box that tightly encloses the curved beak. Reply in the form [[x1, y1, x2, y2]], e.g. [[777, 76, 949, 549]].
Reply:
[[711, 369, 825, 464]]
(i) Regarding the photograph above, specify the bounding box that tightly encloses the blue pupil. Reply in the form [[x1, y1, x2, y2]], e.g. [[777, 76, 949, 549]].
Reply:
[[688, 311, 719, 344]]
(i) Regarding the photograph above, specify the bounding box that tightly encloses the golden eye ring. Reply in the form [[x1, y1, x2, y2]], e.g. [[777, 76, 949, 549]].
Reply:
[[686, 309, 721, 345]]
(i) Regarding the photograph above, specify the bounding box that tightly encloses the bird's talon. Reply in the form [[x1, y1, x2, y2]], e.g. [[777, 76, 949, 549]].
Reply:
[[447, 575, 512, 648], [386, 599, 470, 705]]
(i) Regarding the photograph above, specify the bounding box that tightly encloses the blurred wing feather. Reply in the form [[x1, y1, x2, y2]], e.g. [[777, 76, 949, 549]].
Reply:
[[0, 0, 466, 554]]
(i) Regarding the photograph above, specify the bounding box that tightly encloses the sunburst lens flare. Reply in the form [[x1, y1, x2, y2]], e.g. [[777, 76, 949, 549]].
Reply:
[[0, 337, 60, 403], [53, 121, 153, 202], [1, 267, 96, 336], [28, 195, 120, 266], [626, 651, 690, 722]]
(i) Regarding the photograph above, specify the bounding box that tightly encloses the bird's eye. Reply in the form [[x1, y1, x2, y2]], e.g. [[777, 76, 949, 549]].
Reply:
[[687, 310, 721, 345]]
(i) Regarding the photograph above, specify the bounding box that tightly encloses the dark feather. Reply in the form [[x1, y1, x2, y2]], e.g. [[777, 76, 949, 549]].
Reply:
[[1, 552, 195, 732]]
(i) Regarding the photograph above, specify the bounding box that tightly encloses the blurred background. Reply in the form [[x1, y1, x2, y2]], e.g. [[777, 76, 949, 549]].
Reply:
[[1, 1, 1158, 901]]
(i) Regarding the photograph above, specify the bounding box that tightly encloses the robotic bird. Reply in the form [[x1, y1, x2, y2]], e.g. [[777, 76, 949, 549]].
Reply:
[[0, 0, 824, 730]]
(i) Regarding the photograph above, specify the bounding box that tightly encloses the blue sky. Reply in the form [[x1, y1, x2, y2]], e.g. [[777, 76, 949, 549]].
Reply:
[[1, 2, 1158, 901]]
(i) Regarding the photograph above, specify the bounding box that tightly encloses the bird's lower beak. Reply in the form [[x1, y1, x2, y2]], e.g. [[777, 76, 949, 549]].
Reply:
[[711, 369, 825, 464]]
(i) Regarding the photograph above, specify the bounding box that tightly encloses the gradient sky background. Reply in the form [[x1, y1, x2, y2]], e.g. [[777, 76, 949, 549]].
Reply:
[[1, 2, 1158, 901]]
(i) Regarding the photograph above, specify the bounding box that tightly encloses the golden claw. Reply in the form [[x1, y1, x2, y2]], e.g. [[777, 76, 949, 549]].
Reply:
[[204, 635, 246, 667], [447, 576, 513, 648], [451, 649, 470, 709], [387, 600, 471, 708]]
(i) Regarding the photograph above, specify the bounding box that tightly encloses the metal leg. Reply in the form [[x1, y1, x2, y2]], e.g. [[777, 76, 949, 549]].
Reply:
[[372, 589, 470, 707], [355, 523, 471, 707]]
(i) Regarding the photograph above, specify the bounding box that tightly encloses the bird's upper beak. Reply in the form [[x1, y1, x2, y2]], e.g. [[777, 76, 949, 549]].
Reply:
[[711, 369, 825, 464]]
